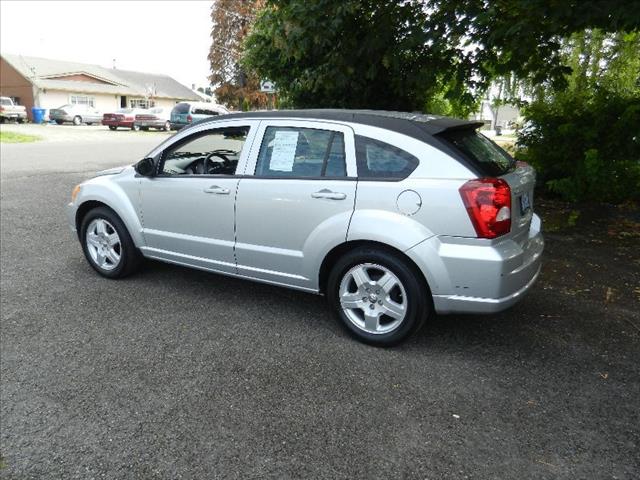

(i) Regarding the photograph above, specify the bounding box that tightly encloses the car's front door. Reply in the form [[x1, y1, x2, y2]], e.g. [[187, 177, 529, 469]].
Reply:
[[139, 121, 257, 273], [234, 120, 357, 290]]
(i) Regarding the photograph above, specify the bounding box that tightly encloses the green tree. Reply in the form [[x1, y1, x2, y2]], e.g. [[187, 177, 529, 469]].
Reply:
[[209, 0, 268, 110], [517, 31, 640, 203], [243, 0, 459, 111], [243, 0, 640, 112]]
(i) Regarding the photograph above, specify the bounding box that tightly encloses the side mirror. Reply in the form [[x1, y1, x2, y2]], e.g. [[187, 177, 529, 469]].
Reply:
[[135, 157, 156, 177]]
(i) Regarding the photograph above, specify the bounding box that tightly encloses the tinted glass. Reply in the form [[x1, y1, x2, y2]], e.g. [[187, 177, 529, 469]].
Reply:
[[161, 127, 249, 175], [355, 135, 419, 179], [193, 108, 219, 115], [172, 103, 190, 114], [1, 98, 11, 105], [255, 126, 346, 177], [439, 129, 515, 176]]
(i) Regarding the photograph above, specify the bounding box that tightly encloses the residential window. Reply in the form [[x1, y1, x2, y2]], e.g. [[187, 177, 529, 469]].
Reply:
[[129, 98, 155, 109], [255, 126, 346, 178], [70, 95, 95, 107], [355, 135, 419, 179]]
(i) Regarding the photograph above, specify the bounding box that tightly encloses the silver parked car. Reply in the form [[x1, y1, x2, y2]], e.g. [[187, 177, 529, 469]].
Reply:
[[50, 104, 103, 125], [134, 107, 172, 131], [67, 110, 543, 346]]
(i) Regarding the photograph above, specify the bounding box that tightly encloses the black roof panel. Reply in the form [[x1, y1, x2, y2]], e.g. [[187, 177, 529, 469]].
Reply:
[[194, 109, 483, 139]]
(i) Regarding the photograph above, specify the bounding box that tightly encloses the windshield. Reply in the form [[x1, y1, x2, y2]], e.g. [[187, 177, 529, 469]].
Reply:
[[439, 129, 515, 176], [1, 98, 11, 106]]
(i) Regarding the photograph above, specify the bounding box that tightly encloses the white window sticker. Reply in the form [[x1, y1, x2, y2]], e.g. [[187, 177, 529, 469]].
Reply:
[[269, 131, 299, 172]]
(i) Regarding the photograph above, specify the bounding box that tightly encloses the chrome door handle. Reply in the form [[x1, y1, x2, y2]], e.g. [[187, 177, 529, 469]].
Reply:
[[203, 185, 230, 195], [311, 189, 347, 200]]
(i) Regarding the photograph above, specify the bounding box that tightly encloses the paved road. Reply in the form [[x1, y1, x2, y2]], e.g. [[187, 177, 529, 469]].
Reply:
[[1, 127, 639, 479]]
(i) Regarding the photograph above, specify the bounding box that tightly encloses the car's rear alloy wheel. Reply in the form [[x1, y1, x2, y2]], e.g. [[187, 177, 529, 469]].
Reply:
[[339, 263, 407, 334], [132, 124, 140, 131], [164, 121, 171, 131], [109, 125, 117, 131], [80, 207, 141, 278], [327, 248, 429, 346], [73, 116, 82, 125]]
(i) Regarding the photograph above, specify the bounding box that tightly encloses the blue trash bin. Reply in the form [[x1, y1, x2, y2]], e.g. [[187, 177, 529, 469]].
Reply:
[[31, 107, 45, 124]]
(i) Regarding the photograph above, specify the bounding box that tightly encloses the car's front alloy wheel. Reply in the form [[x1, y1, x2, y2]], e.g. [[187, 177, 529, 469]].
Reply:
[[80, 207, 141, 278], [85, 218, 122, 271]]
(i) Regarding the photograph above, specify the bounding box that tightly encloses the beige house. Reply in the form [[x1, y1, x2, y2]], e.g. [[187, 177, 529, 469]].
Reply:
[[0, 53, 200, 119]]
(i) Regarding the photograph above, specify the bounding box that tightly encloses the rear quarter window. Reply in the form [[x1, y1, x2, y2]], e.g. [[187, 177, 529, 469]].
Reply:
[[355, 135, 419, 180], [438, 129, 515, 176]]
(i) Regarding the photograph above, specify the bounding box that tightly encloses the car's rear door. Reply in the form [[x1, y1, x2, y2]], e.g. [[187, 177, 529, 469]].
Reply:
[[234, 120, 357, 290]]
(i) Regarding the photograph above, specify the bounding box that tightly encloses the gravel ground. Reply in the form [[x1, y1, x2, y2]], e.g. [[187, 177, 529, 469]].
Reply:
[[1, 126, 639, 479]]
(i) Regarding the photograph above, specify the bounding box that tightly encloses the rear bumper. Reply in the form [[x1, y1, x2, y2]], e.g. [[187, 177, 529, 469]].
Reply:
[[102, 120, 133, 127], [408, 214, 544, 314], [136, 120, 165, 128], [1, 111, 27, 119]]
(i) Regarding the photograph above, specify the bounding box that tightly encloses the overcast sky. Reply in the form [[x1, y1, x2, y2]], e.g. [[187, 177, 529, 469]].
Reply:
[[0, 0, 213, 89]]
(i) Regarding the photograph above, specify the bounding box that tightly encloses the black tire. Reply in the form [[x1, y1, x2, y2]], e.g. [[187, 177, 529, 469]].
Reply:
[[164, 121, 171, 131], [86, 122, 93, 125], [73, 116, 82, 126], [17, 117, 24, 124], [108, 125, 117, 131], [55, 120, 64, 125], [79, 206, 142, 279], [141, 126, 149, 131], [326, 247, 430, 347]]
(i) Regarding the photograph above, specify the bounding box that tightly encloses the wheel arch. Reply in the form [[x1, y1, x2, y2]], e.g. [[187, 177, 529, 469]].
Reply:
[[75, 193, 144, 248], [318, 240, 432, 298]]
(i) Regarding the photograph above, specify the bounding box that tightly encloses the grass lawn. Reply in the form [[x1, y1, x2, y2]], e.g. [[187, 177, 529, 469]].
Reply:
[[0, 130, 42, 143]]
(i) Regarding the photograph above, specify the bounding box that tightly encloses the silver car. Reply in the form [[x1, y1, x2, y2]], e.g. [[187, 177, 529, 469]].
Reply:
[[50, 104, 103, 125], [67, 110, 543, 346]]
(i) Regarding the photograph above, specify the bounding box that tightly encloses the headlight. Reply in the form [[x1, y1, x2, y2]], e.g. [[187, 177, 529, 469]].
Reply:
[[71, 184, 81, 202]]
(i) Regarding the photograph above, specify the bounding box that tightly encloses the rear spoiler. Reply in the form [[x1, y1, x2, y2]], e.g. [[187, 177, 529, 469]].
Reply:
[[421, 118, 485, 135]]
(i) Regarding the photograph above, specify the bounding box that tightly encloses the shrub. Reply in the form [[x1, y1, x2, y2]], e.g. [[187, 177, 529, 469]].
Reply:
[[517, 88, 640, 203]]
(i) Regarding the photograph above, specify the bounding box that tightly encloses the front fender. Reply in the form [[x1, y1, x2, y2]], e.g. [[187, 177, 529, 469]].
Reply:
[[72, 175, 144, 248]]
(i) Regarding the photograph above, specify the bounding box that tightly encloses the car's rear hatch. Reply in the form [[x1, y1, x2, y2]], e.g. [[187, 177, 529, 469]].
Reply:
[[436, 127, 536, 245], [170, 103, 191, 124]]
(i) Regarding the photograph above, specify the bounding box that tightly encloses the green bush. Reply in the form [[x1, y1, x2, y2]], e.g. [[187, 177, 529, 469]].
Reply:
[[517, 89, 640, 203]]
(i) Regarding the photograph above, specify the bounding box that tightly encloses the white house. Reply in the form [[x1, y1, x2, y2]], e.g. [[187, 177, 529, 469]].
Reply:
[[0, 53, 200, 119]]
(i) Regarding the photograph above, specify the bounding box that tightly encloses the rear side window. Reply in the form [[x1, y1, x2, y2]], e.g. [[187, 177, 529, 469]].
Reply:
[[355, 136, 419, 180], [193, 108, 219, 115], [255, 126, 346, 178], [438, 129, 515, 176]]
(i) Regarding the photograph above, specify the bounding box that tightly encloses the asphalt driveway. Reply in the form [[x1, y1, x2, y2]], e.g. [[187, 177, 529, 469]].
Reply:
[[1, 126, 639, 479]]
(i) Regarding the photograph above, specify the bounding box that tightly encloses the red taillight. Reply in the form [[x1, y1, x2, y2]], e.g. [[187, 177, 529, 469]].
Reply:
[[459, 178, 511, 239], [187, 114, 192, 122]]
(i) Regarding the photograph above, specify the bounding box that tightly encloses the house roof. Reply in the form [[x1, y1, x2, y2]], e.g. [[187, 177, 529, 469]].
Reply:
[[1, 53, 200, 101]]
